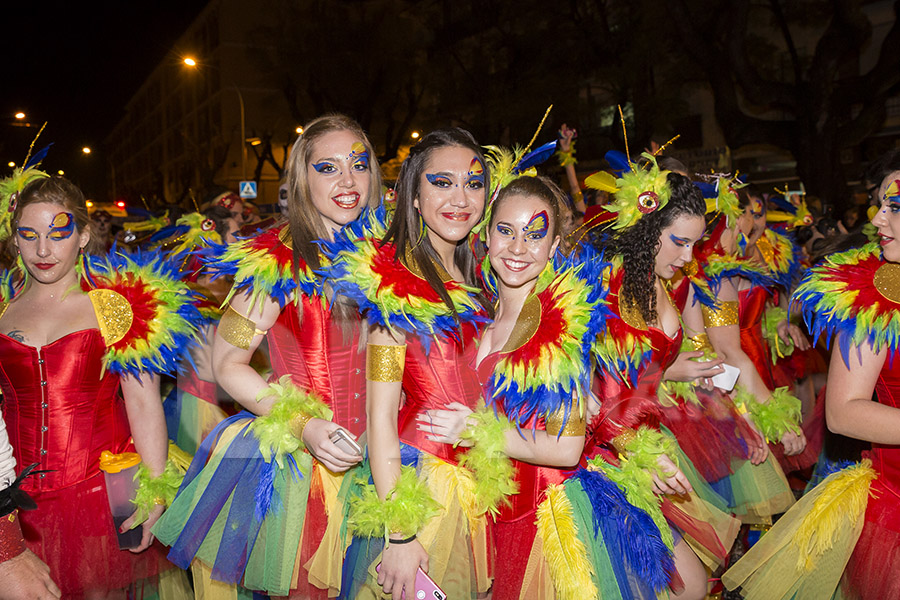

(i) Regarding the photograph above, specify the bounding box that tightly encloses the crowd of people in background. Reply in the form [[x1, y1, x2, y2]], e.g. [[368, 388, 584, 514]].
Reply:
[[1, 112, 899, 600]]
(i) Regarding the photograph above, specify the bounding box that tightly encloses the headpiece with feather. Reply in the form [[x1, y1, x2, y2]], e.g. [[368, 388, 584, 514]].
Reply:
[[0, 125, 52, 242]]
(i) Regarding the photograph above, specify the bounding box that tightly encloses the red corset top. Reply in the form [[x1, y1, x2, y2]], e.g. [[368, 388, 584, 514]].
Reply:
[[266, 295, 367, 437], [477, 352, 567, 521], [0, 329, 131, 494], [739, 286, 775, 389], [868, 350, 900, 529], [397, 322, 483, 464], [587, 326, 681, 458]]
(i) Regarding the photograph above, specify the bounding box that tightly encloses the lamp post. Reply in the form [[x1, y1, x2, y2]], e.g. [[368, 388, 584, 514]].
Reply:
[[182, 56, 247, 180]]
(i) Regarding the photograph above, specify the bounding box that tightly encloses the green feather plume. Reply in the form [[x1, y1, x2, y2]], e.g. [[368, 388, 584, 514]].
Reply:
[[732, 385, 801, 442], [131, 459, 184, 526], [348, 465, 441, 539], [456, 406, 519, 517]]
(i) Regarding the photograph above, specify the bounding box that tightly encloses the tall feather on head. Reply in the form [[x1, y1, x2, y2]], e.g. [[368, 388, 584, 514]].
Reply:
[[0, 124, 52, 242]]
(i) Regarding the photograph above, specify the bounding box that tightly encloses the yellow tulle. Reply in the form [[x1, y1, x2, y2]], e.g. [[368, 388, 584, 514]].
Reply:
[[668, 491, 741, 571], [305, 463, 351, 595], [722, 460, 876, 600], [535, 484, 598, 600]]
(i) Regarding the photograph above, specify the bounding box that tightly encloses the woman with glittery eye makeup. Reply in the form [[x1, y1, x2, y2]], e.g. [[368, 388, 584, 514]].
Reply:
[[319, 128, 493, 600], [720, 154, 900, 600], [0, 175, 202, 596], [153, 114, 386, 598]]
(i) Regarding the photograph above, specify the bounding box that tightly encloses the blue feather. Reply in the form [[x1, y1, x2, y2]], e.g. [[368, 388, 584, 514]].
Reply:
[[768, 195, 796, 213], [605, 150, 631, 175], [24, 144, 52, 170], [571, 469, 674, 593], [513, 140, 557, 173], [694, 181, 718, 199], [254, 458, 278, 521]]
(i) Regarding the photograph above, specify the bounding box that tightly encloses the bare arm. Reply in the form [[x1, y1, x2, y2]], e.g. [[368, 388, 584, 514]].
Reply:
[[825, 342, 900, 444], [211, 290, 282, 414], [120, 373, 167, 551]]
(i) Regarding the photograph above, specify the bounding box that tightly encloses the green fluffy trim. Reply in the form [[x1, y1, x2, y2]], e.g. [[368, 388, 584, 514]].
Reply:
[[347, 465, 441, 539], [761, 306, 794, 362], [658, 379, 699, 407], [457, 407, 519, 517], [733, 385, 801, 442], [132, 460, 184, 526], [249, 375, 333, 468]]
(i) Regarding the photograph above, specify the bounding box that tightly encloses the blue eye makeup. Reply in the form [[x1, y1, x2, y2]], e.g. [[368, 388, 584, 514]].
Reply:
[[348, 142, 369, 170], [312, 161, 338, 174], [523, 211, 549, 240], [16, 227, 38, 241], [670, 234, 690, 247], [49, 212, 75, 240], [426, 174, 453, 188], [466, 158, 485, 188], [495, 223, 515, 236]]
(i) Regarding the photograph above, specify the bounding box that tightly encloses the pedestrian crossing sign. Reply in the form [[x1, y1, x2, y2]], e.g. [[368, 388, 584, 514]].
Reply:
[[239, 180, 258, 199]]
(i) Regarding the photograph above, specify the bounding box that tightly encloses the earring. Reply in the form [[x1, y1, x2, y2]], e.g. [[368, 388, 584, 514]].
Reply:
[[413, 210, 426, 248]]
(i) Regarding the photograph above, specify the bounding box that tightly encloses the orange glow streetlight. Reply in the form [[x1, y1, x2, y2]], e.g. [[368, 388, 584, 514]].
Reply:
[[411, 131, 420, 139], [14, 112, 25, 120], [82, 146, 92, 155]]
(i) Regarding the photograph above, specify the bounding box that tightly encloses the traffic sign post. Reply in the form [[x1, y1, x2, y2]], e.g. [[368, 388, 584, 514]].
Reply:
[[239, 180, 258, 199]]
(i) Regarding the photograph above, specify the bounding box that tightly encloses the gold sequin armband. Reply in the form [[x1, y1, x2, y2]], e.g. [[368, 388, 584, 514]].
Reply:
[[367, 344, 407, 382], [289, 412, 315, 442], [611, 428, 637, 454], [219, 305, 269, 350], [546, 406, 587, 437], [702, 301, 739, 328]]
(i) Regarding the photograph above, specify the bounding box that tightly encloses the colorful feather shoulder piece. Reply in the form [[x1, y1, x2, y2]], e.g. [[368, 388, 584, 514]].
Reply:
[[204, 224, 319, 310], [148, 212, 222, 261], [792, 243, 900, 364], [670, 257, 718, 310], [485, 245, 613, 430], [322, 205, 486, 344], [592, 258, 654, 385], [701, 246, 777, 293], [757, 229, 802, 290], [78, 249, 203, 376]]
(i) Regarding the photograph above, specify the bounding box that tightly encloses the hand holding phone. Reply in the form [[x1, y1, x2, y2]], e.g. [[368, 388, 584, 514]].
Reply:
[[328, 428, 362, 457], [376, 563, 447, 600]]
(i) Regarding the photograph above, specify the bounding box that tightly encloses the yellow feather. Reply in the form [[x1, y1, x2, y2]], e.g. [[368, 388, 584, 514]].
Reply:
[[166, 441, 192, 473], [791, 459, 876, 571], [535, 484, 598, 600], [584, 170, 618, 193]]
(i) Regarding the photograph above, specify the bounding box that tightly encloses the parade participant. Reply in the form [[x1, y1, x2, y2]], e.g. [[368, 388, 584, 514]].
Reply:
[[683, 186, 811, 480], [0, 174, 200, 597], [421, 173, 680, 600], [153, 114, 381, 598], [722, 155, 900, 600], [587, 159, 742, 597], [90, 209, 113, 252], [0, 412, 60, 600], [322, 128, 492, 600]]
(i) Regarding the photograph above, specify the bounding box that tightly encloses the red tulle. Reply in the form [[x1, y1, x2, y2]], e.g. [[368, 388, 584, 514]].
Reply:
[[284, 473, 329, 600], [490, 517, 538, 600], [843, 509, 900, 600], [18, 472, 169, 597]]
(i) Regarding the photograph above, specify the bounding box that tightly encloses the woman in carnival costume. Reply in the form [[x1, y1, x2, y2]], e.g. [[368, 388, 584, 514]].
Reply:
[[421, 171, 689, 600], [653, 177, 795, 524], [153, 114, 382, 598], [721, 154, 900, 600], [586, 160, 745, 597], [682, 184, 814, 478], [322, 128, 493, 599], [0, 170, 201, 596]]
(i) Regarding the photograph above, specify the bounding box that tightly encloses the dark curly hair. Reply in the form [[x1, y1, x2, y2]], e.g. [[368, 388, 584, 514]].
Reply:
[[603, 172, 706, 324]]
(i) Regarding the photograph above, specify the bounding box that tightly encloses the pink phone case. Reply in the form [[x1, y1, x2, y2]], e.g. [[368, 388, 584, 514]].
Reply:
[[375, 563, 447, 600]]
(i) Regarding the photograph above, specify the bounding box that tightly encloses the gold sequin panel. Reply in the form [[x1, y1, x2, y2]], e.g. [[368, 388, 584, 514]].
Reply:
[[874, 263, 900, 304], [687, 332, 714, 354], [545, 405, 586, 437], [88, 288, 134, 346], [702, 301, 739, 328], [611, 428, 637, 453], [366, 344, 407, 382], [218, 305, 267, 351]]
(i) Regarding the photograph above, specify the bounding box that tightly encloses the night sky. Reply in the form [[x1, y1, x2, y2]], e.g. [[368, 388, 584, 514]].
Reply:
[[2, 1, 208, 197]]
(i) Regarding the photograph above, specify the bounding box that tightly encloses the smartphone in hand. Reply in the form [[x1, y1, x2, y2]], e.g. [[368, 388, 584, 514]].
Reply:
[[328, 428, 362, 457]]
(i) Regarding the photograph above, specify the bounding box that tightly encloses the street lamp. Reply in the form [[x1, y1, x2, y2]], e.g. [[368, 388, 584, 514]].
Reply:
[[14, 112, 25, 120], [82, 146, 92, 154], [411, 131, 420, 139], [296, 126, 304, 135], [7, 162, 14, 168], [182, 55, 248, 180]]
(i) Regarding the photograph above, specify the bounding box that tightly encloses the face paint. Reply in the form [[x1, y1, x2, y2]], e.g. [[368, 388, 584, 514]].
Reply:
[[669, 234, 690, 247], [466, 157, 485, 187], [523, 210, 549, 240], [750, 198, 765, 217], [312, 161, 337, 174], [16, 227, 38, 241], [425, 173, 453, 188], [348, 142, 369, 170], [883, 179, 900, 204], [49, 212, 75, 240]]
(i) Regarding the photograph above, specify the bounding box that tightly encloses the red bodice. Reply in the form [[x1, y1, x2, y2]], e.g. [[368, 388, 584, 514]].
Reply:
[[267, 294, 367, 437], [398, 322, 483, 464], [476, 353, 567, 521], [739, 286, 776, 389], [587, 327, 681, 459], [0, 330, 132, 494]]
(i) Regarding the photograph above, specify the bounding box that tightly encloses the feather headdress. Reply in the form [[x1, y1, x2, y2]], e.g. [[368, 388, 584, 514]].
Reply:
[[0, 126, 52, 242]]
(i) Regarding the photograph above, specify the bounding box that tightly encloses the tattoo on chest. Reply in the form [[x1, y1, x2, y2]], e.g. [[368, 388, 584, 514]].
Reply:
[[6, 330, 25, 343]]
